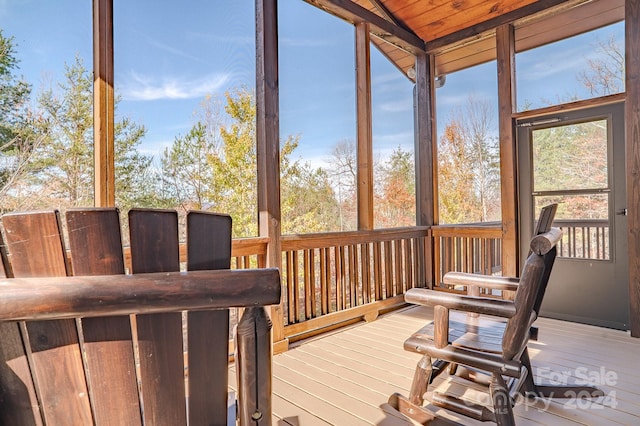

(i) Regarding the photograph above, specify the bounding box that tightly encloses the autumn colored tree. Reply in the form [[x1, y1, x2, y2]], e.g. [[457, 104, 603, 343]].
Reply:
[[375, 146, 415, 228], [438, 96, 500, 224]]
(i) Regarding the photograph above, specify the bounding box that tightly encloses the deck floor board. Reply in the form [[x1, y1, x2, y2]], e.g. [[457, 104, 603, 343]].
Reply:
[[230, 306, 640, 424]]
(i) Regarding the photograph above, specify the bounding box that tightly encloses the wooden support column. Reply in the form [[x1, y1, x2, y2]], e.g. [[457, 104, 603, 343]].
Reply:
[[414, 52, 436, 288], [355, 23, 374, 230], [496, 24, 519, 281], [256, 0, 287, 351], [626, 0, 640, 337], [93, 0, 115, 207]]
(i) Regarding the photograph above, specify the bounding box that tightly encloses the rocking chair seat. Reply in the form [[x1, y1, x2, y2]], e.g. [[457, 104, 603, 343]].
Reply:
[[407, 311, 508, 354]]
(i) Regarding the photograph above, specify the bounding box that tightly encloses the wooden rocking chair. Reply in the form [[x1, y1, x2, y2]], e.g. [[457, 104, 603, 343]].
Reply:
[[389, 225, 603, 425]]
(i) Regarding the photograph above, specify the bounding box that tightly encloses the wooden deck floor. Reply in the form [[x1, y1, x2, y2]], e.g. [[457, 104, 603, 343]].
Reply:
[[231, 306, 640, 425]]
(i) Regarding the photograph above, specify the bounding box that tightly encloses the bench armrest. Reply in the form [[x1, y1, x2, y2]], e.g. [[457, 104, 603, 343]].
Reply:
[[442, 272, 520, 292], [405, 288, 516, 318], [0, 268, 281, 321]]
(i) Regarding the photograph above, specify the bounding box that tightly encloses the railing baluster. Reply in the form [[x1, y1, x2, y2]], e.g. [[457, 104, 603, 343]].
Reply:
[[361, 243, 371, 304], [303, 249, 311, 320], [373, 242, 382, 300], [320, 247, 328, 315]]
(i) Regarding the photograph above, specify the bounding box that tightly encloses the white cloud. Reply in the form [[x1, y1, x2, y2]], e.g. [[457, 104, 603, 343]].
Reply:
[[374, 131, 414, 147], [279, 36, 330, 47], [121, 71, 231, 101], [379, 99, 411, 113]]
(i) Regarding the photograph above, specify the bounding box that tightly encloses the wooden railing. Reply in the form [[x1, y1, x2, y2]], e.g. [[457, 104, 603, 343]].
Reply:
[[280, 227, 430, 340], [553, 219, 609, 260], [223, 219, 607, 340], [431, 223, 503, 289]]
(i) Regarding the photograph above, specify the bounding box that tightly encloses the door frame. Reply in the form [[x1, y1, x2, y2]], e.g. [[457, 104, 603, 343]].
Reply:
[[516, 101, 629, 330]]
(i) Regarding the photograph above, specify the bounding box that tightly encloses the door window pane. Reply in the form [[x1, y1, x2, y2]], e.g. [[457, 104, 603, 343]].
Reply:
[[534, 194, 609, 260], [531, 120, 608, 192]]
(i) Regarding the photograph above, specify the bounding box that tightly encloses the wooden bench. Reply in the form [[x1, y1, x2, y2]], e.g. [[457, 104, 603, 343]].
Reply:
[[0, 208, 280, 425]]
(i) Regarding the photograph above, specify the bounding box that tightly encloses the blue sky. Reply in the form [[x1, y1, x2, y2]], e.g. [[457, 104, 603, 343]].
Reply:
[[1, 0, 624, 168]]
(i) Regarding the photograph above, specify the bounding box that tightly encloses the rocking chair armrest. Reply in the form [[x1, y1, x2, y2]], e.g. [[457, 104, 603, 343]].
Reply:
[[442, 272, 520, 292], [405, 288, 517, 318]]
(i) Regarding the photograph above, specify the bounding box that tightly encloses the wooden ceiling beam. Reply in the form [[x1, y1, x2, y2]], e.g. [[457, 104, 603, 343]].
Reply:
[[303, 0, 425, 54], [425, 0, 572, 52]]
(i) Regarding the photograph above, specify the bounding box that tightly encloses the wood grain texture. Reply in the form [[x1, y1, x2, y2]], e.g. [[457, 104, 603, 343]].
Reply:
[[93, 0, 115, 207], [626, 0, 640, 337], [128, 209, 185, 425], [236, 307, 273, 425], [2, 211, 92, 425], [186, 211, 231, 425], [356, 22, 374, 231], [256, 0, 286, 345], [0, 230, 41, 425], [0, 270, 281, 321], [66, 208, 141, 425], [496, 24, 519, 282]]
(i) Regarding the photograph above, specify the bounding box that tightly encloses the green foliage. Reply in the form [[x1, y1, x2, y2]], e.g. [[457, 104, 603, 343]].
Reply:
[[161, 88, 341, 237], [161, 122, 216, 210], [208, 89, 259, 237], [0, 30, 31, 145], [0, 52, 157, 210], [35, 55, 94, 206]]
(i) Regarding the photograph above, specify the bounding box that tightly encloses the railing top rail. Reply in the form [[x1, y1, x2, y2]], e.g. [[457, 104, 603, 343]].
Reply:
[[281, 226, 430, 251], [552, 218, 609, 226], [431, 224, 502, 239]]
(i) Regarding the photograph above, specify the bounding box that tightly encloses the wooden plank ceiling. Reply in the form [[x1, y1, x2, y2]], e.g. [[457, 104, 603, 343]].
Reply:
[[309, 0, 624, 80]]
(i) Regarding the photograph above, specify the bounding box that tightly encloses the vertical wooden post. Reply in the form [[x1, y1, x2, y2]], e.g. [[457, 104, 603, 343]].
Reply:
[[236, 307, 273, 425], [626, 0, 640, 337], [256, 0, 287, 350], [355, 22, 374, 230], [496, 24, 518, 283], [93, 0, 115, 207], [414, 52, 436, 288]]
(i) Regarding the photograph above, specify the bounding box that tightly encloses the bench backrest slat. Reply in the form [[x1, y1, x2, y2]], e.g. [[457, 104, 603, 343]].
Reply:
[[66, 208, 142, 425], [3, 211, 92, 424], [129, 209, 186, 425], [187, 211, 232, 425]]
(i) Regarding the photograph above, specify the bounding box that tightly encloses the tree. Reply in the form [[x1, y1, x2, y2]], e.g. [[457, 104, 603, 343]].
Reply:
[[578, 34, 625, 96], [281, 158, 340, 234], [35, 55, 94, 206], [328, 139, 357, 231], [161, 88, 340, 237], [161, 122, 216, 210], [438, 95, 500, 224], [0, 30, 43, 211], [29, 55, 156, 209], [375, 146, 415, 228], [0, 30, 30, 144]]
